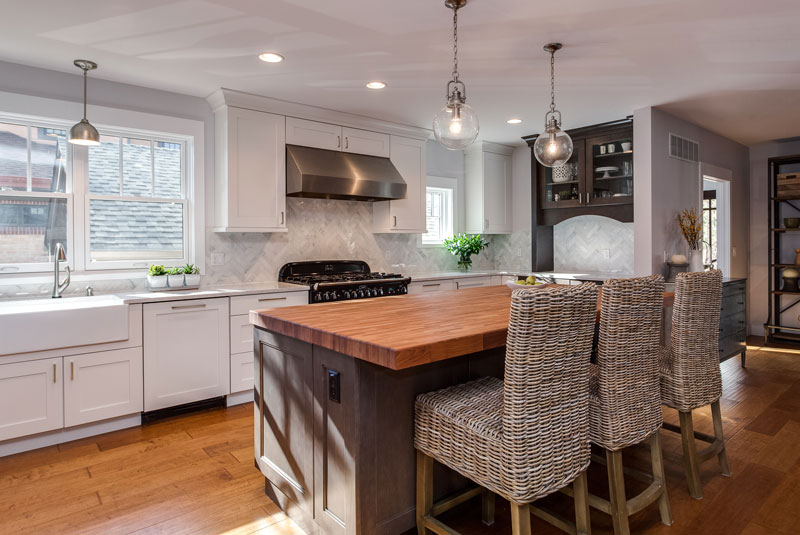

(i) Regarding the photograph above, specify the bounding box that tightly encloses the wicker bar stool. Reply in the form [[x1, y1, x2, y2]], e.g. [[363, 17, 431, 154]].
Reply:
[[414, 283, 598, 535], [660, 270, 730, 499], [586, 275, 672, 535]]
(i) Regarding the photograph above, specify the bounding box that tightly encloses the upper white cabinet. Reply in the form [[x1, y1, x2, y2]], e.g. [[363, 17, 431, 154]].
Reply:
[[0, 358, 63, 442], [64, 347, 143, 427], [373, 136, 427, 233], [465, 141, 514, 234], [286, 117, 390, 158], [214, 106, 287, 232], [143, 298, 230, 411]]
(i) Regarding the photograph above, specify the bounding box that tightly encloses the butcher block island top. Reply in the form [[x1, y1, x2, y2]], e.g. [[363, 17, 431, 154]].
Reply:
[[250, 285, 675, 371]]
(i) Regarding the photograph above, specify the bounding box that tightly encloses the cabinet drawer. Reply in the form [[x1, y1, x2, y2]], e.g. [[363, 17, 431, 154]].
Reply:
[[231, 352, 254, 394], [719, 332, 746, 360], [408, 280, 457, 294], [720, 293, 746, 318], [456, 276, 492, 289], [719, 313, 746, 338], [230, 315, 255, 355], [230, 291, 308, 316], [722, 281, 746, 298]]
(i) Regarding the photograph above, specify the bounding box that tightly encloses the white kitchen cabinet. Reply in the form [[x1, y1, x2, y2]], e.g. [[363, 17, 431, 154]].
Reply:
[[408, 279, 457, 294], [373, 135, 427, 233], [465, 141, 514, 234], [341, 127, 390, 157], [286, 118, 391, 158], [455, 276, 493, 290], [64, 347, 143, 427], [229, 291, 308, 397], [0, 358, 63, 442], [143, 298, 230, 411], [214, 106, 287, 232], [286, 117, 342, 151]]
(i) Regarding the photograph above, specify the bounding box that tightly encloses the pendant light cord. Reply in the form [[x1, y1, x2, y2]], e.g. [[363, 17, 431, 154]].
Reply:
[[82, 68, 88, 121], [452, 6, 459, 82], [549, 49, 556, 114]]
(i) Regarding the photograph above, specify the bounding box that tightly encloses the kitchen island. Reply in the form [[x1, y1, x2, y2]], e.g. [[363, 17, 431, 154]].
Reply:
[[249, 286, 672, 535]]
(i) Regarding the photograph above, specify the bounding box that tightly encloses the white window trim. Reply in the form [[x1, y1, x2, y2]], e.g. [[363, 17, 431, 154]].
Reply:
[[0, 91, 205, 284], [419, 175, 458, 248]]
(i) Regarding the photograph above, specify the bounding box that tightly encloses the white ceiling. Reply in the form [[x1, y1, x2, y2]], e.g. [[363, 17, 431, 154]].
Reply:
[[0, 0, 799, 146]]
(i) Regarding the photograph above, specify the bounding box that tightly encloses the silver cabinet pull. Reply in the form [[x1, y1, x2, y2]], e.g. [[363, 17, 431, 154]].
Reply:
[[579, 192, 583, 204], [345, 137, 349, 149], [280, 211, 285, 225], [258, 296, 287, 302], [337, 135, 341, 148], [171, 303, 207, 310], [71, 361, 75, 381], [53, 363, 57, 383], [393, 215, 397, 228], [422, 283, 441, 287]]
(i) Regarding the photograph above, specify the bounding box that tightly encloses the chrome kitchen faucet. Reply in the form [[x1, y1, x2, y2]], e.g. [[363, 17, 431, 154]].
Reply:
[[52, 243, 71, 298]]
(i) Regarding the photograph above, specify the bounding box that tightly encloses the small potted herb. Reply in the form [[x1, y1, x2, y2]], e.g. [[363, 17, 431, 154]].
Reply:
[[166, 267, 185, 288], [147, 265, 168, 289], [443, 234, 490, 271], [183, 263, 200, 287]]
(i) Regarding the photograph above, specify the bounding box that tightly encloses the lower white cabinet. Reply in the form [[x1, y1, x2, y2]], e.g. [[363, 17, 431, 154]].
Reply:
[[408, 279, 457, 294], [455, 276, 492, 289], [0, 358, 63, 442], [64, 348, 143, 427], [143, 297, 230, 411]]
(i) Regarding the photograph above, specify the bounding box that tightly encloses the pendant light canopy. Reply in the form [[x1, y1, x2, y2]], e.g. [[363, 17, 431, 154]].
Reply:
[[433, 0, 479, 150], [69, 60, 100, 146], [533, 43, 573, 167]]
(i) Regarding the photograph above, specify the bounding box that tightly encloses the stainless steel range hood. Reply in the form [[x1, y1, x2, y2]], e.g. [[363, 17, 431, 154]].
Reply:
[[286, 144, 407, 202]]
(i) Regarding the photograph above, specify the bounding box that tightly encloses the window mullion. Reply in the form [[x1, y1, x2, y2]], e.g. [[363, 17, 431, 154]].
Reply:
[[26, 125, 32, 192]]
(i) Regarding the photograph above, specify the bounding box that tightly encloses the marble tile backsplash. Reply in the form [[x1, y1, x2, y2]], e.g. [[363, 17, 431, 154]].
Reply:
[[0, 197, 514, 298], [553, 215, 633, 274]]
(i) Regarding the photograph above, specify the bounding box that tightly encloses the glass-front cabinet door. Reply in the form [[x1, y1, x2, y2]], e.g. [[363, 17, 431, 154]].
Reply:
[[585, 133, 633, 206], [538, 140, 585, 209]]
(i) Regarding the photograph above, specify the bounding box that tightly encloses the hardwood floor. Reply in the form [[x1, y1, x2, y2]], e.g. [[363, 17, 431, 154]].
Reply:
[[1, 338, 798, 535]]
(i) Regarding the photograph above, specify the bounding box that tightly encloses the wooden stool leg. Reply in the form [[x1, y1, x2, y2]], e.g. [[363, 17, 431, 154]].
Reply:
[[711, 400, 731, 477], [416, 451, 433, 535], [573, 470, 592, 535], [481, 489, 495, 526], [510, 503, 531, 535], [650, 433, 673, 526], [606, 448, 630, 535], [678, 410, 703, 499]]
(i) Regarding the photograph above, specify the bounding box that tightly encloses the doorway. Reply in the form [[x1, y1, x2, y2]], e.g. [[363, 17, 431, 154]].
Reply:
[[700, 166, 732, 277]]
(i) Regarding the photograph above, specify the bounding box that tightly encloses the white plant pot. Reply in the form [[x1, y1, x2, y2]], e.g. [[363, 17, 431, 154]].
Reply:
[[147, 275, 168, 289], [184, 274, 200, 287], [167, 274, 185, 288], [688, 250, 704, 272]]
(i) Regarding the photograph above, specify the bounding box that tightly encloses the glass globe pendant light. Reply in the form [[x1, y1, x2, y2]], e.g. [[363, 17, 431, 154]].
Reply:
[[533, 43, 573, 167], [433, 0, 479, 150], [69, 60, 100, 146]]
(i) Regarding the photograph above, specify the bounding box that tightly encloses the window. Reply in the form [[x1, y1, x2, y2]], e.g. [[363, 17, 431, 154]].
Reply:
[[85, 134, 187, 268], [0, 111, 193, 274], [702, 190, 717, 270], [0, 121, 70, 271], [422, 185, 454, 245]]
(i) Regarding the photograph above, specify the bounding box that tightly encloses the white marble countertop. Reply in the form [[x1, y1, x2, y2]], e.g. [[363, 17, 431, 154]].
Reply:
[[406, 270, 536, 282], [117, 281, 309, 304], [531, 271, 634, 282]]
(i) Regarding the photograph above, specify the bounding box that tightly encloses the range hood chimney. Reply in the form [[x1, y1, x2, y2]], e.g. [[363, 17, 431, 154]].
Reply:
[[286, 144, 407, 202]]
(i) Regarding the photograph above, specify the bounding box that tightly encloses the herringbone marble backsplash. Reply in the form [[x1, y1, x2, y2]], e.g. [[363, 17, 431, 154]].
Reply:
[[553, 215, 633, 273]]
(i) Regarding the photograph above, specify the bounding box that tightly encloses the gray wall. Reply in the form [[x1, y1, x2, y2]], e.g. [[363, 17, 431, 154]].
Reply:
[[748, 139, 800, 334], [634, 107, 750, 280]]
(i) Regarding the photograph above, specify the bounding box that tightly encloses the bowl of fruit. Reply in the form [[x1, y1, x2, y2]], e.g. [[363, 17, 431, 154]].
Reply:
[[506, 276, 549, 290]]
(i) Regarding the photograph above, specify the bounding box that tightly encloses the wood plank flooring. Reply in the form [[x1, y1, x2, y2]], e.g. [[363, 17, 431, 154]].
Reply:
[[1, 338, 798, 535]]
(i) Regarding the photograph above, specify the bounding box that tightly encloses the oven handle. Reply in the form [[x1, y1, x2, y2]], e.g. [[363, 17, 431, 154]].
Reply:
[[313, 277, 411, 289]]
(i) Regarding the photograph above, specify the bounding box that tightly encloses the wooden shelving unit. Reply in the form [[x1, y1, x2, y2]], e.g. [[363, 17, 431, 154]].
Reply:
[[765, 154, 800, 344]]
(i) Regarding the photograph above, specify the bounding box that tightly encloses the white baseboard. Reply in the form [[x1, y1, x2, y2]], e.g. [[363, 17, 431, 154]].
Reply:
[[226, 389, 253, 407], [0, 413, 141, 458]]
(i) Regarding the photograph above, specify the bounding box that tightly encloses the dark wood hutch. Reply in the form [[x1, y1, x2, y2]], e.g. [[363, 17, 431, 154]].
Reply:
[[523, 117, 634, 270]]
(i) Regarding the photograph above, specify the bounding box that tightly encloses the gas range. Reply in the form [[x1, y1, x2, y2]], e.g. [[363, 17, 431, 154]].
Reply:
[[278, 261, 410, 303]]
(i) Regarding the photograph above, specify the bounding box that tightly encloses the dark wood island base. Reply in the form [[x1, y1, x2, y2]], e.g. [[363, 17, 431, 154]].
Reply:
[[254, 328, 505, 535]]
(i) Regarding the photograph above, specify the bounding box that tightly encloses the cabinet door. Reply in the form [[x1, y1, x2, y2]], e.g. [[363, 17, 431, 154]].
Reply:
[[585, 133, 633, 206], [408, 279, 457, 294], [373, 136, 426, 232], [143, 298, 230, 411], [341, 127, 390, 157], [286, 117, 342, 151], [483, 151, 512, 233], [224, 107, 286, 230], [0, 358, 63, 441], [64, 347, 143, 427]]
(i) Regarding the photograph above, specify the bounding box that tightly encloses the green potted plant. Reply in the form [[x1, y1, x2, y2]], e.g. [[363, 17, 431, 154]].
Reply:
[[443, 234, 489, 271], [147, 265, 167, 289], [183, 263, 200, 287], [166, 266, 184, 288]]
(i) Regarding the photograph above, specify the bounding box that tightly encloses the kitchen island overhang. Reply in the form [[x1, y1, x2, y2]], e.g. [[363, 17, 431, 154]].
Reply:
[[249, 286, 673, 535]]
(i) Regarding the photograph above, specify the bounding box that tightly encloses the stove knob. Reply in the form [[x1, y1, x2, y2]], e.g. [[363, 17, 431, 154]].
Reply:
[[330, 291, 338, 301], [378, 288, 384, 296], [372, 288, 379, 297], [315, 293, 323, 302], [358, 289, 365, 298], [323, 291, 331, 301], [401, 286, 407, 294], [343, 290, 351, 299]]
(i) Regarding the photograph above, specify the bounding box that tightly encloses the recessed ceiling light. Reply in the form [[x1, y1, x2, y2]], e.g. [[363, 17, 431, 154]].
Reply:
[[507, 118, 523, 124], [366, 81, 387, 89], [258, 52, 284, 63]]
